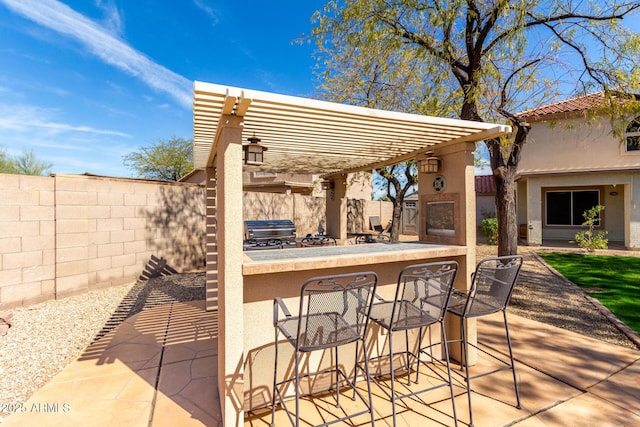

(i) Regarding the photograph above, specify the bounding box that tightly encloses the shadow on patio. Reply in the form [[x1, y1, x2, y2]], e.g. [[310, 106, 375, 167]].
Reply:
[[4, 298, 639, 427], [2, 295, 220, 427]]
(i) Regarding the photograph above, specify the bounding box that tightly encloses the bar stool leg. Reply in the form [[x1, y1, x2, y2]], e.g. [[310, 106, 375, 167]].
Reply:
[[389, 330, 398, 427], [442, 323, 459, 427], [271, 329, 279, 427], [335, 346, 340, 408], [461, 317, 473, 427], [294, 353, 301, 427], [504, 312, 521, 409]]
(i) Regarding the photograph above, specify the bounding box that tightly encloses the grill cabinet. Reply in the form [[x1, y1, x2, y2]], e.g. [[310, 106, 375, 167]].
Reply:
[[244, 220, 297, 250]]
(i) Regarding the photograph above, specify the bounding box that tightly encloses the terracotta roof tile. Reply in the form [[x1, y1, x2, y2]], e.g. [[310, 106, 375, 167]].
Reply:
[[515, 91, 606, 119], [475, 175, 496, 194]]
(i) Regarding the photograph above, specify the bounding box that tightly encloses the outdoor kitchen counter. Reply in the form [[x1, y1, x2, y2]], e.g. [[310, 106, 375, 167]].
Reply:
[[242, 241, 467, 276], [241, 241, 471, 411]]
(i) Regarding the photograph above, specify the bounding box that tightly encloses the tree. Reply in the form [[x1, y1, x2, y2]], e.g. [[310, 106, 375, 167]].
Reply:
[[14, 149, 53, 176], [123, 136, 193, 181], [0, 148, 18, 174], [574, 205, 609, 252], [0, 147, 52, 176], [312, 0, 640, 255], [374, 162, 417, 241]]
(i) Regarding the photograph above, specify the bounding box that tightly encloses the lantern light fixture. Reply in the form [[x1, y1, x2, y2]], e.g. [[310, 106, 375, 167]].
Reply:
[[243, 133, 268, 165], [420, 152, 442, 174], [321, 179, 336, 200], [321, 180, 335, 190]]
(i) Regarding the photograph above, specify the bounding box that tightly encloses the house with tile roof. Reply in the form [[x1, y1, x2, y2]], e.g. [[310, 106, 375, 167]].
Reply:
[[515, 91, 640, 249], [475, 175, 497, 226]]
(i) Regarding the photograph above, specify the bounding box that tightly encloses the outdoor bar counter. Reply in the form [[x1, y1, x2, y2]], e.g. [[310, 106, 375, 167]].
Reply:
[[241, 242, 469, 411], [193, 81, 513, 425]]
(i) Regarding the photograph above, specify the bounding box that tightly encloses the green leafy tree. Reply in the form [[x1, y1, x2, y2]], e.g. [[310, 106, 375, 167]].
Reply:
[[0, 148, 52, 176], [0, 148, 18, 174], [312, 0, 640, 255], [14, 149, 53, 176], [123, 136, 193, 181]]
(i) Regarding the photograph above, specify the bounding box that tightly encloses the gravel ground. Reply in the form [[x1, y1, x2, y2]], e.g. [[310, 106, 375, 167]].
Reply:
[[1, 246, 638, 418], [0, 273, 205, 417], [476, 244, 639, 350]]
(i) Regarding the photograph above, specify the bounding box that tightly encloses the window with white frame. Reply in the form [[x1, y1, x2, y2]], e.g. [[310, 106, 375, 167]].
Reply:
[[625, 117, 640, 152], [545, 189, 600, 226]]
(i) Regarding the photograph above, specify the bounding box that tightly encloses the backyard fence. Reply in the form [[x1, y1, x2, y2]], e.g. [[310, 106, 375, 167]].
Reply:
[[0, 173, 206, 309], [0, 173, 391, 309]]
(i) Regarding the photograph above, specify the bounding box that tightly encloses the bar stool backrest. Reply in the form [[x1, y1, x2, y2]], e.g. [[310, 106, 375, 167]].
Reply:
[[392, 261, 459, 328], [296, 272, 378, 352], [464, 255, 523, 318]]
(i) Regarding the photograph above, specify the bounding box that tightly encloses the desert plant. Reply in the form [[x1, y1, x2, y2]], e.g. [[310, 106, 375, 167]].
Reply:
[[574, 205, 608, 252], [123, 136, 193, 181], [480, 217, 499, 245]]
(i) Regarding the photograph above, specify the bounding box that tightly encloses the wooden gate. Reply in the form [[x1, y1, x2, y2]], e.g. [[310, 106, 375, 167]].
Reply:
[[401, 200, 418, 235]]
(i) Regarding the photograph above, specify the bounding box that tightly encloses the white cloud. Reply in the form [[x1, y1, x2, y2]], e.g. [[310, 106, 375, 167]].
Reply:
[[95, 0, 124, 35], [192, 0, 220, 26], [0, 0, 192, 109], [0, 104, 132, 138], [0, 106, 135, 175]]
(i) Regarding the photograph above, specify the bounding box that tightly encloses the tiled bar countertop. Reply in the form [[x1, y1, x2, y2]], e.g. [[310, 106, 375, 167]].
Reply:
[[242, 242, 467, 275]]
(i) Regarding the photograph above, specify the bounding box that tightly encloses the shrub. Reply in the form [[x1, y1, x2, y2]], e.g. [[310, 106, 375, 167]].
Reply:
[[573, 205, 608, 252], [480, 217, 498, 245]]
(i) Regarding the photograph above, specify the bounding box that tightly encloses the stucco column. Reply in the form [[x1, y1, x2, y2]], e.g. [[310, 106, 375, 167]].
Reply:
[[451, 142, 477, 364], [214, 115, 245, 427], [628, 178, 640, 249], [526, 180, 543, 246], [325, 174, 348, 242], [418, 142, 477, 364]]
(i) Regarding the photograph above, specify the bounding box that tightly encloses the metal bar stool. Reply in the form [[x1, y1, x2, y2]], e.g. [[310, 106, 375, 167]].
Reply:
[[271, 271, 378, 427], [447, 255, 524, 427], [368, 261, 459, 427]]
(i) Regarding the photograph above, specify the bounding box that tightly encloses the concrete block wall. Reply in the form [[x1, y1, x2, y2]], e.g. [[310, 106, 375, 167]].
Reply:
[[243, 192, 324, 237], [0, 174, 56, 307], [243, 191, 392, 237], [364, 200, 394, 230], [1, 172, 386, 309], [0, 173, 206, 309], [293, 193, 326, 236]]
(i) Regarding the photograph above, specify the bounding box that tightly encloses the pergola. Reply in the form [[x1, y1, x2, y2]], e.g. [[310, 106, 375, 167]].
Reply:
[[192, 80, 512, 426], [193, 81, 510, 175]]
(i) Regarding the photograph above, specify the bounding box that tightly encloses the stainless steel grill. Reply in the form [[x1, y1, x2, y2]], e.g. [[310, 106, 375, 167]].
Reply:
[[244, 220, 297, 250]]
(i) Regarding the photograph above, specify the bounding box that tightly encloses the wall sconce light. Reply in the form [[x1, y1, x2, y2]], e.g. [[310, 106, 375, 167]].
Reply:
[[610, 191, 619, 196], [321, 180, 335, 200], [321, 180, 334, 191], [243, 133, 268, 165], [419, 152, 442, 174]]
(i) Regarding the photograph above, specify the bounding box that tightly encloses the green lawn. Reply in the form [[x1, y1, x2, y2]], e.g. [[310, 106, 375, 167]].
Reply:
[[537, 252, 640, 334]]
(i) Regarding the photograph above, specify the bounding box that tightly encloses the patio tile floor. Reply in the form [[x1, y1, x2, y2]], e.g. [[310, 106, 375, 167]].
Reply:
[[3, 300, 639, 427]]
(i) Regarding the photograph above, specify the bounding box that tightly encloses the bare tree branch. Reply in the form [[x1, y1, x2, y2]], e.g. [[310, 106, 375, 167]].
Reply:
[[485, 3, 640, 55]]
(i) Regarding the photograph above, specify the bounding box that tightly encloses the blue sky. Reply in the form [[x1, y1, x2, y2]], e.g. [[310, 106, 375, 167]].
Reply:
[[0, 0, 326, 176], [4, 1, 639, 179]]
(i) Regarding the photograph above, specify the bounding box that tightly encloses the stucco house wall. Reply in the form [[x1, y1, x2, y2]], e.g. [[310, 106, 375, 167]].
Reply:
[[517, 109, 640, 249]]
